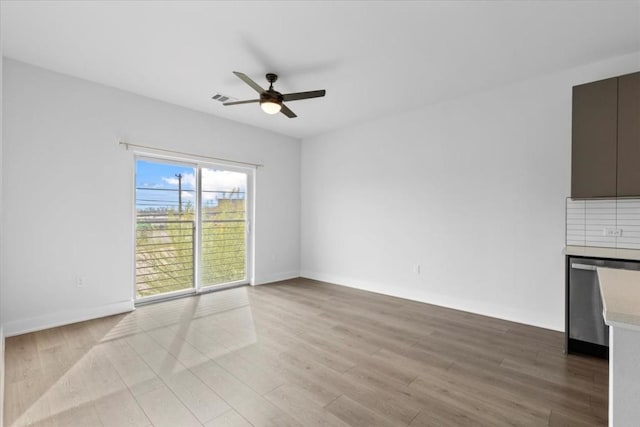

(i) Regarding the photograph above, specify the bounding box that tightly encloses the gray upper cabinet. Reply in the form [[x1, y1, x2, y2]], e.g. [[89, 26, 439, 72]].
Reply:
[[617, 72, 640, 197], [571, 72, 640, 198], [571, 78, 618, 198]]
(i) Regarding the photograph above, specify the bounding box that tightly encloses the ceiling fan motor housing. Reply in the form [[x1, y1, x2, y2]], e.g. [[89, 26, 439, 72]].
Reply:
[[260, 91, 283, 104]]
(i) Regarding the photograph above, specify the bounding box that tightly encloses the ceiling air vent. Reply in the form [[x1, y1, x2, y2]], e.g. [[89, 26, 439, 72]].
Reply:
[[211, 93, 237, 103]]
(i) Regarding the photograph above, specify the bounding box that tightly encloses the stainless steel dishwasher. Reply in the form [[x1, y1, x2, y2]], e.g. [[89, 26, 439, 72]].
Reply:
[[567, 256, 640, 358]]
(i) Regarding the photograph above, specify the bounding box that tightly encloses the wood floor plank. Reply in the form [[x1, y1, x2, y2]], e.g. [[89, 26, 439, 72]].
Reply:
[[250, 315, 359, 374], [229, 340, 342, 406], [161, 369, 230, 424], [124, 332, 165, 356], [177, 323, 234, 359], [325, 395, 397, 427], [92, 388, 151, 427], [408, 407, 485, 427], [100, 338, 165, 397], [135, 347, 190, 380], [203, 409, 253, 427], [133, 384, 201, 427], [44, 402, 102, 427], [214, 351, 285, 395], [264, 384, 351, 427], [500, 356, 606, 396], [278, 349, 423, 425], [414, 366, 552, 424], [4, 279, 608, 427], [146, 326, 210, 368], [190, 359, 301, 427], [446, 360, 596, 416], [4, 334, 42, 385], [42, 366, 92, 421], [548, 409, 605, 427], [81, 347, 129, 402], [4, 377, 53, 427], [409, 376, 547, 426], [33, 328, 66, 353]]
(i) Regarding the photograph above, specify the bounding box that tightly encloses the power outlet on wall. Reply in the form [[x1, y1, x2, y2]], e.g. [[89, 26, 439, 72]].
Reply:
[[76, 276, 87, 288], [413, 264, 421, 275], [603, 227, 623, 237]]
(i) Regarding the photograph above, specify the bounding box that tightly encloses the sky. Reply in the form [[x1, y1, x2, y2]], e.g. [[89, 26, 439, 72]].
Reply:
[[136, 159, 246, 211]]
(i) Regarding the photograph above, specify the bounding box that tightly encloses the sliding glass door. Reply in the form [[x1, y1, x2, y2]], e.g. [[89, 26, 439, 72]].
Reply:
[[135, 157, 251, 301], [135, 159, 196, 298], [200, 167, 248, 288]]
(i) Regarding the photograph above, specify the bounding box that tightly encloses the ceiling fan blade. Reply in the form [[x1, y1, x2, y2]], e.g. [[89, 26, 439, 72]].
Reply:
[[223, 99, 260, 106], [280, 104, 297, 118], [233, 71, 265, 94], [282, 90, 326, 102]]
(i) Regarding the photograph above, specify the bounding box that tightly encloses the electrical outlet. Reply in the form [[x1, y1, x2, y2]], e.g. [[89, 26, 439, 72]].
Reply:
[[76, 276, 87, 288], [603, 227, 622, 237], [413, 264, 421, 275]]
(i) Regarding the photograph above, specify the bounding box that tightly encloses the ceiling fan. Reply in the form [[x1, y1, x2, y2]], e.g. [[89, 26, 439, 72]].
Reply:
[[223, 71, 326, 118]]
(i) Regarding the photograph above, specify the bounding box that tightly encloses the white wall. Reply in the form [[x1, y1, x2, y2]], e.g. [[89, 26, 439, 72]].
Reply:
[[1, 59, 301, 336], [301, 52, 640, 331], [0, 11, 5, 424]]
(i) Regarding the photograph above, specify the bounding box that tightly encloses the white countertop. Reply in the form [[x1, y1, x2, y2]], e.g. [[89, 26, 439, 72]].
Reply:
[[565, 245, 640, 261], [598, 267, 640, 329]]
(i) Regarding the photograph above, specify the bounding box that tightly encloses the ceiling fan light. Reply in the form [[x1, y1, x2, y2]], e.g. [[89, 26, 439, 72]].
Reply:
[[260, 100, 282, 115]]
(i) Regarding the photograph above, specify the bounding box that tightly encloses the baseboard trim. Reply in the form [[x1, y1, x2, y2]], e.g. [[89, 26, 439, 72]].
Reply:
[[3, 300, 135, 337], [300, 270, 562, 332], [254, 270, 300, 286]]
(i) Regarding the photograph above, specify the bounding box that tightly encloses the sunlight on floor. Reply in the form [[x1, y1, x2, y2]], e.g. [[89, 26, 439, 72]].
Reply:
[[9, 287, 257, 426]]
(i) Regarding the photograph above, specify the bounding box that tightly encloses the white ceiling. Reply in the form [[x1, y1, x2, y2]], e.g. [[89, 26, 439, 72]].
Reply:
[[2, 1, 639, 139]]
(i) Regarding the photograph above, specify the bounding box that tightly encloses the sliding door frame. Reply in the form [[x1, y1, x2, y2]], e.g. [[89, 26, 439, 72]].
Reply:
[[132, 152, 255, 305], [196, 162, 254, 293]]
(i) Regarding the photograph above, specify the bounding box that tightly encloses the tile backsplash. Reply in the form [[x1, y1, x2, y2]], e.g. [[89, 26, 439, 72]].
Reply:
[[567, 198, 640, 250]]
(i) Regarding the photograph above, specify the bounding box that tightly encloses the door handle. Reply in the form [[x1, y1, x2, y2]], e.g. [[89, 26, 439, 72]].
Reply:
[[571, 263, 597, 271]]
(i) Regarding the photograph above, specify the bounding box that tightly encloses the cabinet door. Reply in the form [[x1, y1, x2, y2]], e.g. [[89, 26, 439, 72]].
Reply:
[[571, 78, 618, 198], [617, 72, 640, 197]]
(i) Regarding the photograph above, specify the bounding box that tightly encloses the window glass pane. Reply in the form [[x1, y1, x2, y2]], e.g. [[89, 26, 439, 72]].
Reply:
[[200, 168, 247, 286], [135, 159, 196, 297]]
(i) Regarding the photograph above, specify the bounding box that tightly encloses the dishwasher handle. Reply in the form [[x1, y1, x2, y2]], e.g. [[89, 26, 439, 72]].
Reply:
[[571, 263, 598, 271]]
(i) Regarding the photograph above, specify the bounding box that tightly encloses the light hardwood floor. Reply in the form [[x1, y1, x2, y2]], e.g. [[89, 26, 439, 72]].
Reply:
[[4, 278, 607, 426]]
